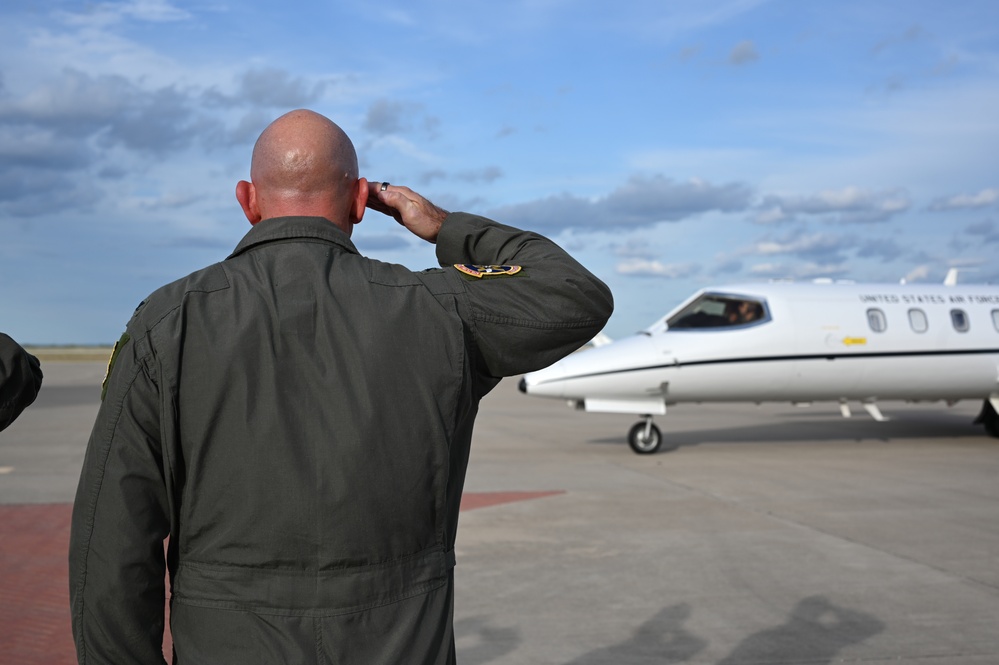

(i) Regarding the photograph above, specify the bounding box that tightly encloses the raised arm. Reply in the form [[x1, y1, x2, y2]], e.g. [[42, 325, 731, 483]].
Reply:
[[435, 212, 613, 376], [366, 181, 613, 377]]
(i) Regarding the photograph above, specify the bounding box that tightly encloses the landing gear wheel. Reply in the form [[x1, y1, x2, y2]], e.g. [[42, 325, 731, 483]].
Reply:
[[983, 402, 999, 438], [628, 421, 662, 454], [974, 400, 999, 438]]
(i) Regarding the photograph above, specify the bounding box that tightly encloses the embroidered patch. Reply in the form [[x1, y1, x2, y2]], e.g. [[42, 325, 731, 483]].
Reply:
[[101, 332, 131, 402], [453, 264, 522, 279]]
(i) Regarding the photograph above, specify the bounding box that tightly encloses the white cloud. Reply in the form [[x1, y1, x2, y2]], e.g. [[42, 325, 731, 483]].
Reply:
[[417, 166, 503, 185], [367, 135, 441, 164], [614, 240, 659, 260], [752, 206, 789, 224], [756, 186, 910, 224], [139, 191, 206, 211], [748, 261, 850, 280], [948, 256, 990, 268], [489, 174, 753, 232], [456, 166, 504, 183], [754, 233, 847, 257], [748, 262, 782, 276], [204, 68, 328, 109], [20, 4, 192, 91], [616, 259, 701, 279], [928, 187, 998, 211], [56, 0, 191, 30], [0, 69, 141, 132], [120, 0, 192, 22]]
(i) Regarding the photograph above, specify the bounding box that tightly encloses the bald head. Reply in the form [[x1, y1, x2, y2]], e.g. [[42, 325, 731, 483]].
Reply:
[[236, 109, 367, 232]]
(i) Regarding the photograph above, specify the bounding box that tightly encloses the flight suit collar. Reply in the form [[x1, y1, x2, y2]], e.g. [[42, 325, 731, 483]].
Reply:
[[228, 216, 361, 259]]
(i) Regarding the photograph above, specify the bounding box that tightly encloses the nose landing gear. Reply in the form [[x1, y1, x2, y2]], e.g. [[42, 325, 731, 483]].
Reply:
[[627, 416, 662, 454], [974, 398, 999, 438]]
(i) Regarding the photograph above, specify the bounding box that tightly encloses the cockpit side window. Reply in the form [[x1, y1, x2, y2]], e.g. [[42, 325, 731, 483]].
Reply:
[[667, 294, 769, 330]]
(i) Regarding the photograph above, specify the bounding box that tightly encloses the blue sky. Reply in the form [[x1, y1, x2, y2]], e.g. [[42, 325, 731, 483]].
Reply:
[[1, 0, 998, 344]]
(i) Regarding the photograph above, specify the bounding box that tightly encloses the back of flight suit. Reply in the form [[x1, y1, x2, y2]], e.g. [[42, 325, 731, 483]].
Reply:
[[70, 213, 612, 664]]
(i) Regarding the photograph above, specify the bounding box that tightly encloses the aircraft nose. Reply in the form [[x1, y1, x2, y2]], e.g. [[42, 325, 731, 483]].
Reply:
[[519, 361, 569, 399]]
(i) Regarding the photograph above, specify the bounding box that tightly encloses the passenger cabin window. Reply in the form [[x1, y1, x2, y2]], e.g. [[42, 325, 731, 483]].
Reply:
[[867, 308, 887, 333], [667, 293, 768, 330], [951, 309, 970, 333], [907, 308, 928, 333], [993, 309, 999, 332]]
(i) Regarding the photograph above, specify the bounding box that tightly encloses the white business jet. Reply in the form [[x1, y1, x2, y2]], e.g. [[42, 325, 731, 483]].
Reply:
[[518, 278, 999, 453]]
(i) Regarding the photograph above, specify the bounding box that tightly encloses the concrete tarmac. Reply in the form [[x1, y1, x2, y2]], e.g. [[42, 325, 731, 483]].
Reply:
[[2, 361, 998, 663]]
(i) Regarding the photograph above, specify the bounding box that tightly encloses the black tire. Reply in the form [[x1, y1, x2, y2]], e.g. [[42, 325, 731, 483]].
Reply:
[[628, 421, 662, 454], [984, 402, 999, 438]]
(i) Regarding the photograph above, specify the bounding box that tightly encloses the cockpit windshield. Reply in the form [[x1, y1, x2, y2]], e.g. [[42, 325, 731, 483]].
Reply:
[[667, 293, 769, 330]]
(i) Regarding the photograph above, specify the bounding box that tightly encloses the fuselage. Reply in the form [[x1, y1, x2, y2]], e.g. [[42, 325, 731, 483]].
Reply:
[[520, 282, 999, 412]]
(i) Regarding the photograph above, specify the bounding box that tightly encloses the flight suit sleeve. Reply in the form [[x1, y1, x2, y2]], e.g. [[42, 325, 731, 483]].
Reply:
[[69, 331, 170, 665], [435, 212, 613, 377], [0, 332, 43, 432]]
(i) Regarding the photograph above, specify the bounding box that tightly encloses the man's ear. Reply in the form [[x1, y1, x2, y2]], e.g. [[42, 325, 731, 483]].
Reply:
[[348, 177, 368, 226], [236, 180, 262, 225]]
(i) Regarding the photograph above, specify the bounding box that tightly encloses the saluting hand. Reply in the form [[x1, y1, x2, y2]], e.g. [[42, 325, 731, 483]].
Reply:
[[366, 182, 449, 243]]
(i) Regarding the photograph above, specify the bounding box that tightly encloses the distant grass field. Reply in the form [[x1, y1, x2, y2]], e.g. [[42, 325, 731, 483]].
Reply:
[[25, 347, 113, 363]]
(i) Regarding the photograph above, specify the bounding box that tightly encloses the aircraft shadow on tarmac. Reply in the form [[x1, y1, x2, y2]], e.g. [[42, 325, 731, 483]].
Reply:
[[457, 596, 885, 664], [586, 411, 985, 450]]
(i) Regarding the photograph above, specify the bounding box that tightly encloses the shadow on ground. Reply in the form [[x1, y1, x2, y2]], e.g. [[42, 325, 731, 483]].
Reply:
[[458, 596, 885, 664]]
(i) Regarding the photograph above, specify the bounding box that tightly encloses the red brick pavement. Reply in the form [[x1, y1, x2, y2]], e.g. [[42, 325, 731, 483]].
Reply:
[[0, 504, 78, 664], [0, 491, 563, 663]]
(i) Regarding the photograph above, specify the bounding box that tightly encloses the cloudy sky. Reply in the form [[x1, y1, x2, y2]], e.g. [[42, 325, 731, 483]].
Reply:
[[1, 0, 998, 344]]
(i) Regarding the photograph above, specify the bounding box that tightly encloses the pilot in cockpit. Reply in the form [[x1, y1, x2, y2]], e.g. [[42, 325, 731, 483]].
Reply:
[[724, 301, 741, 324], [725, 300, 762, 325], [738, 300, 763, 323], [669, 294, 766, 329]]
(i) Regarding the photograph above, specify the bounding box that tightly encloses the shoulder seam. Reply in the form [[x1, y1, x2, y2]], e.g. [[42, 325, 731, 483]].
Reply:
[[130, 264, 231, 342]]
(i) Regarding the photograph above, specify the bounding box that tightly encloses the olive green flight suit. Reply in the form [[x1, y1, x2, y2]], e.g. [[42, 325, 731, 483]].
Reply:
[[69, 213, 612, 664]]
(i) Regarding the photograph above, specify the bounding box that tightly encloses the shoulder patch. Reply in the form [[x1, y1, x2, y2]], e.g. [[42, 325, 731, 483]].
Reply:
[[453, 264, 522, 279], [101, 332, 131, 401]]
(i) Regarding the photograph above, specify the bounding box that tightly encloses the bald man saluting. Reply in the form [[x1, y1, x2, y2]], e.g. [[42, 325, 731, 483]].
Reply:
[[69, 110, 612, 665]]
